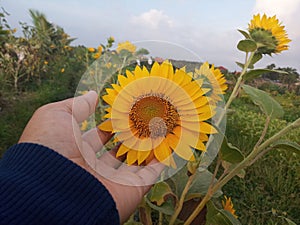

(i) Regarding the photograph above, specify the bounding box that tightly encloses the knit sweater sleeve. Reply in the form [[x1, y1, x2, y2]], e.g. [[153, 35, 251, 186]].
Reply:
[[0, 143, 120, 225]]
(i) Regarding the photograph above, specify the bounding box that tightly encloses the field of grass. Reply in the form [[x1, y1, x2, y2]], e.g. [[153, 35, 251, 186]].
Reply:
[[223, 95, 300, 225]]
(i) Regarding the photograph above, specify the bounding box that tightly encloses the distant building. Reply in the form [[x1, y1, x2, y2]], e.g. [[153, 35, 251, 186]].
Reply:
[[217, 66, 228, 73]]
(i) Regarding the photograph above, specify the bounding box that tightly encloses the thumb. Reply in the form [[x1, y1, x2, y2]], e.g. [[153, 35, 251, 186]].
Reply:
[[63, 91, 99, 123]]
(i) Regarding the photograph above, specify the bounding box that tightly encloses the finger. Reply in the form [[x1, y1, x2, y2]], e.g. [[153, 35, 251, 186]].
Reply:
[[135, 160, 165, 186], [117, 163, 140, 173], [97, 147, 123, 169], [64, 90, 99, 123], [82, 128, 112, 153]]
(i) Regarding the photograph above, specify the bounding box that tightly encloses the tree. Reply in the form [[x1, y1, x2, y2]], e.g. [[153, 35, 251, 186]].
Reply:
[[278, 66, 299, 90]]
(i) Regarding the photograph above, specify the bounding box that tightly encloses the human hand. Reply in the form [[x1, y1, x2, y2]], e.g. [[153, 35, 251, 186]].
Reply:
[[19, 91, 164, 223]]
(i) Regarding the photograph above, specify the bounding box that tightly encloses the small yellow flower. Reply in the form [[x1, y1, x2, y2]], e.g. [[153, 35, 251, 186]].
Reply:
[[11, 28, 17, 34], [106, 62, 112, 68], [44, 61, 48, 65], [98, 45, 103, 53], [88, 47, 95, 52], [222, 196, 238, 218], [80, 120, 88, 131], [93, 52, 101, 59], [248, 14, 291, 54], [116, 41, 136, 53], [61, 68, 65, 73]]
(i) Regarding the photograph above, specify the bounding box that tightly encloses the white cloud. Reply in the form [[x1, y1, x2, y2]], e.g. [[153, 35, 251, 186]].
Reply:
[[131, 9, 174, 29]]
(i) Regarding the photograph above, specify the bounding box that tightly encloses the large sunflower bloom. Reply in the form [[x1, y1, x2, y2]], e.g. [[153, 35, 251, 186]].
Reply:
[[99, 61, 217, 167], [222, 196, 238, 218], [194, 62, 227, 103], [248, 14, 291, 54]]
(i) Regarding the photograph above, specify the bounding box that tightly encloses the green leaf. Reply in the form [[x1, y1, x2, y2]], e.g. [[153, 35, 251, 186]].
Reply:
[[237, 39, 257, 52], [249, 52, 262, 66], [222, 161, 246, 179], [167, 167, 189, 197], [187, 169, 223, 200], [242, 84, 284, 118], [145, 196, 175, 215], [237, 29, 251, 39], [168, 167, 222, 201], [220, 137, 244, 164], [271, 140, 300, 155], [206, 201, 241, 225], [235, 61, 244, 69], [244, 69, 288, 81], [148, 181, 176, 206]]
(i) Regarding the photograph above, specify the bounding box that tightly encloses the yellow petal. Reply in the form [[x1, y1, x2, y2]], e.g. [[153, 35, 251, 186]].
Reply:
[[116, 144, 130, 157], [142, 66, 150, 77], [168, 129, 195, 161], [98, 119, 113, 132], [102, 94, 114, 105], [150, 62, 161, 76], [154, 139, 172, 165], [200, 122, 217, 134], [127, 150, 137, 165], [137, 150, 151, 165], [160, 61, 174, 79], [193, 139, 206, 151]]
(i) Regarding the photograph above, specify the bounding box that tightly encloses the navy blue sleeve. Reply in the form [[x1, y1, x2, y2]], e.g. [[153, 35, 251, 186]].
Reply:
[[0, 143, 120, 225]]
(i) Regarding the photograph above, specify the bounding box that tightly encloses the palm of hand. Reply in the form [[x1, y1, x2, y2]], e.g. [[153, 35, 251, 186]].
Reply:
[[19, 91, 164, 223]]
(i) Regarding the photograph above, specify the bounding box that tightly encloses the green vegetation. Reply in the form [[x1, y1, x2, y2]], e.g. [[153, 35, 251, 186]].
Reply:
[[224, 94, 300, 224]]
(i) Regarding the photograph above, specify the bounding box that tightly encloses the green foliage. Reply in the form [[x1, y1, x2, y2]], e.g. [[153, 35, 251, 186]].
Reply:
[[206, 201, 241, 225], [242, 84, 284, 118], [225, 100, 300, 225], [237, 39, 257, 52], [220, 137, 244, 164]]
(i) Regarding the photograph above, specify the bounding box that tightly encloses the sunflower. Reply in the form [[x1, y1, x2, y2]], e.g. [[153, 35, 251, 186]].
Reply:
[[99, 61, 217, 167], [222, 196, 238, 218], [194, 62, 227, 103], [248, 14, 291, 54]]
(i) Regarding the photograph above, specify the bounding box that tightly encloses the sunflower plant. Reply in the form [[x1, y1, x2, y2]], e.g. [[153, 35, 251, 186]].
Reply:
[[79, 14, 299, 225]]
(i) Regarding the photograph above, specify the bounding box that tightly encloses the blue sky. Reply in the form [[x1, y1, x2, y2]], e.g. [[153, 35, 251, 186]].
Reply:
[[2, 0, 300, 71]]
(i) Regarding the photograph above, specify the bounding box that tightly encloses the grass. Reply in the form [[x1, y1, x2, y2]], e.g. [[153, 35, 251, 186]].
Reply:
[[0, 68, 83, 156], [223, 95, 300, 225]]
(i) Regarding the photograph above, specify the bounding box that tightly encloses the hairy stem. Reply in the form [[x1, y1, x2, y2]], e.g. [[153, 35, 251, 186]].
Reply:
[[254, 116, 271, 149], [169, 173, 196, 225]]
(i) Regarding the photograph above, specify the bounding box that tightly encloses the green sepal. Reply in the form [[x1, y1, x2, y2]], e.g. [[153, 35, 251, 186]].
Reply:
[[237, 29, 251, 39]]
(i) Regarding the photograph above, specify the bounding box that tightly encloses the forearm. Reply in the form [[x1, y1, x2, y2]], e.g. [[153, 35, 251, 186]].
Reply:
[[0, 143, 120, 225]]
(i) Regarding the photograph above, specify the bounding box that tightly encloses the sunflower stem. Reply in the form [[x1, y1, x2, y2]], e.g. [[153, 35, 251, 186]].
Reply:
[[224, 51, 255, 110], [215, 51, 255, 128], [169, 172, 197, 225]]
